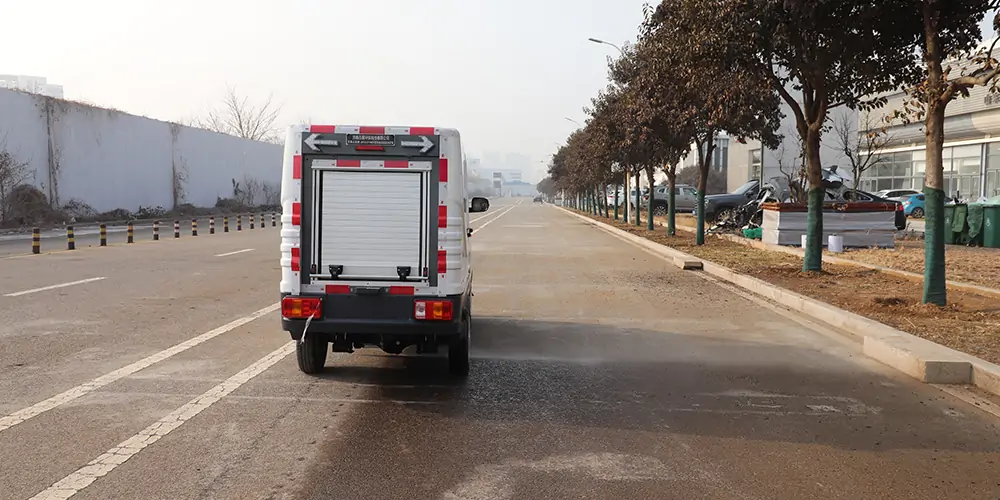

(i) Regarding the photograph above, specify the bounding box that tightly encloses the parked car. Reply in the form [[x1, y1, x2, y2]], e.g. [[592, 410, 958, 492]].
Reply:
[[875, 188, 920, 201], [834, 188, 907, 230], [640, 184, 699, 216], [703, 180, 761, 221], [899, 193, 925, 218]]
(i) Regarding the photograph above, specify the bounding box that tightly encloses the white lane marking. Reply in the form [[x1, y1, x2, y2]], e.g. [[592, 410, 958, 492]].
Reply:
[[29, 341, 296, 500], [474, 204, 518, 231], [0, 303, 279, 434], [3, 277, 107, 297], [214, 248, 255, 257]]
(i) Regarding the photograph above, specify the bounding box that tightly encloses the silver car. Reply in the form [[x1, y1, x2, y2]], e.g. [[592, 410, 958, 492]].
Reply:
[[639, 184, 699, 216]]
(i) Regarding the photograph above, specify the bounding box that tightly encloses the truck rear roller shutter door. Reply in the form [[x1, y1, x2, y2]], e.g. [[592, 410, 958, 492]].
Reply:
[[319, 170, 425, 281]]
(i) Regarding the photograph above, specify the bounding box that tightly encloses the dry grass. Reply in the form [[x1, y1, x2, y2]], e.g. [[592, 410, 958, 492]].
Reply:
[[578, 210, 1000, 365]]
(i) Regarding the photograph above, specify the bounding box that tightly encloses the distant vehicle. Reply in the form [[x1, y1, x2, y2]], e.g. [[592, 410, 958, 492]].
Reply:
[[899, 193, 925, 218], [876, 188, 920, 201], [279, 124, 489, 377], [533, 195, 544, 203]]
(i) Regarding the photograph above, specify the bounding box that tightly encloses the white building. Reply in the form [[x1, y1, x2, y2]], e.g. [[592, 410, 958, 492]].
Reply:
[[0, 74, 64, 98], [727, 101, 856, 193], [858, 49, 1000, 199]]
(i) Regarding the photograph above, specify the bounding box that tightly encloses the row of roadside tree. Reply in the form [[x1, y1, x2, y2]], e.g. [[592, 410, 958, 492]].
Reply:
[[537, 0, 1000, 307]]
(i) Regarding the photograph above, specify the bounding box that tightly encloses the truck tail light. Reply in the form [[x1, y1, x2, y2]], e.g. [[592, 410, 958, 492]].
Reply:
[[414, 300, 453, 321], [282, 296, 322, 319]]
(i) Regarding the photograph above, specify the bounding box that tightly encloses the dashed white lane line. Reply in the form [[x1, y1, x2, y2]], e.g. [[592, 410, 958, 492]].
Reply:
[[3, 277, 107, 297], [0, 303, 279, 434], [214, 248, 255, 257], [474, 203, 519, 231], [29, 341, 296, 500]]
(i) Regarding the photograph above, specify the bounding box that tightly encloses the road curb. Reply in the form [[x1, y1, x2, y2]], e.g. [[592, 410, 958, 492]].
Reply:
[[558, 206, 1000, 396]]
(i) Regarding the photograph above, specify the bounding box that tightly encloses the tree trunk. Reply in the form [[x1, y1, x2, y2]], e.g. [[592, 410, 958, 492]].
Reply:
[[623, 171, 630, 223], [614, 179, 620, 220], [803, 126, 825, 272], [634, 171, 641, 226], [922, 7, 948, 306], [695, 135, 715, 246], [646, 166, 655, 230], [666, 166, 677, 236]]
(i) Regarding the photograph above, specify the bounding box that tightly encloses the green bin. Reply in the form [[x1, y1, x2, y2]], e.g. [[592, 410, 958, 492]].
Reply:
[[984, 205, 1000, 248], [943, 205, 957, 245]]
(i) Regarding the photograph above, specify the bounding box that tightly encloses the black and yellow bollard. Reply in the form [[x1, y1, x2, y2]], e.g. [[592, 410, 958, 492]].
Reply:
[[127, 222, 134, 244], [32, 227, 40, 254], [67, 226, 75, 250], [259, 213, 264, 227], [192, 218, 198, 236], [271, 212, 276, 227], [209, 217, 215, 235], [237, 215, 242, 231], [174, 221, 180, 239], [224, 216, 230, 233], [250, 213, 255, 230], [153, 221, 160, 241], [99, 224, 107, 247]]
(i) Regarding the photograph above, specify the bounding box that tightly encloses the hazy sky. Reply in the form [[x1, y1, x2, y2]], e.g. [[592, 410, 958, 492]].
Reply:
[[6, 0, 650, 183], [5, 2, 997, 184]]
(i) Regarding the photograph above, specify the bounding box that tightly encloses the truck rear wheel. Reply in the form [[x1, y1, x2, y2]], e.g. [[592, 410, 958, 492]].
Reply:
[[296, 336, 328, 374], [448, 319, 470, 376]]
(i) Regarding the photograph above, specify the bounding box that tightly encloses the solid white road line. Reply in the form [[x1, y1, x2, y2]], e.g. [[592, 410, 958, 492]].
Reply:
[[29, 342, 297, 500], [0, 303, 280, 434], [3, 277, 107, 298], [214, 248, 255, 257]]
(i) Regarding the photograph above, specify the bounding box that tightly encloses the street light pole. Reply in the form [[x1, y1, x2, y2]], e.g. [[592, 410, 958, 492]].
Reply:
[[589, 37, 628, 223]]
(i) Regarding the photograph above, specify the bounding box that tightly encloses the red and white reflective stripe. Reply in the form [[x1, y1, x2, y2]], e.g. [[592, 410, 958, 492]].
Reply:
[[437, 250, 447, 275], [309, 125, 440, 136], [312, 159, 432, 170], [290, 126, 305, 283]]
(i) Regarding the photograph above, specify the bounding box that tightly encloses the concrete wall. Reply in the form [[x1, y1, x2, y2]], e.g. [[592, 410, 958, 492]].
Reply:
[[0, 88, 282, 213]]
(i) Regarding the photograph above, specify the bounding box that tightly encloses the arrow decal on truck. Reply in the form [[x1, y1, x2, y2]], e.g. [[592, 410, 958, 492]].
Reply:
[[401, 136, 435, 154], [304, 133, 341, 151]]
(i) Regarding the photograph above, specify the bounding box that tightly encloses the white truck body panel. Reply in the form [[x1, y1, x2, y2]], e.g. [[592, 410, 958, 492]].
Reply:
[[279, 125, 470, 298]]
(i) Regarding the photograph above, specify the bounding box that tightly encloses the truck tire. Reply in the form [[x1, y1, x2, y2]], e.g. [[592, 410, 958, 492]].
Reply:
[[296, 336, 327, 374], [448, 319, 470, 376]]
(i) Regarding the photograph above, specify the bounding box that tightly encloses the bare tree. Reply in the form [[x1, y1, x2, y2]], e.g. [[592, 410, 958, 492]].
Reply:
[[775, 126, 807, 204], [261, 181, 280, 206], [196, 86, 282, 143], [0, 136, 32, 223], [831, 111, 893, 192], [241, 174, 262, 208]]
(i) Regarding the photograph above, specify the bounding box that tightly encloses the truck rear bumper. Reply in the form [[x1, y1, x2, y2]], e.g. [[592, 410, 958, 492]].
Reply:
[[280, 292, 468, 341]]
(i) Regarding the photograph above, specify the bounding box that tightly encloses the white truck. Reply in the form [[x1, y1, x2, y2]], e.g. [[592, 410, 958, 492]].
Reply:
[[278, 125, 490, 376]]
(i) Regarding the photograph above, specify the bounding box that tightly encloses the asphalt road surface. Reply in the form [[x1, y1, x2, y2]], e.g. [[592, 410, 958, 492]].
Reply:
[[1, 198, 998, 500]]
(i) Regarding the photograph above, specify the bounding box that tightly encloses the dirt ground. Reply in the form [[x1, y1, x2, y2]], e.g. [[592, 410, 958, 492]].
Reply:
[[838, 241, 1000, 291], [652, 213, 1000, 291], [579, 210, 1000, 365]]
